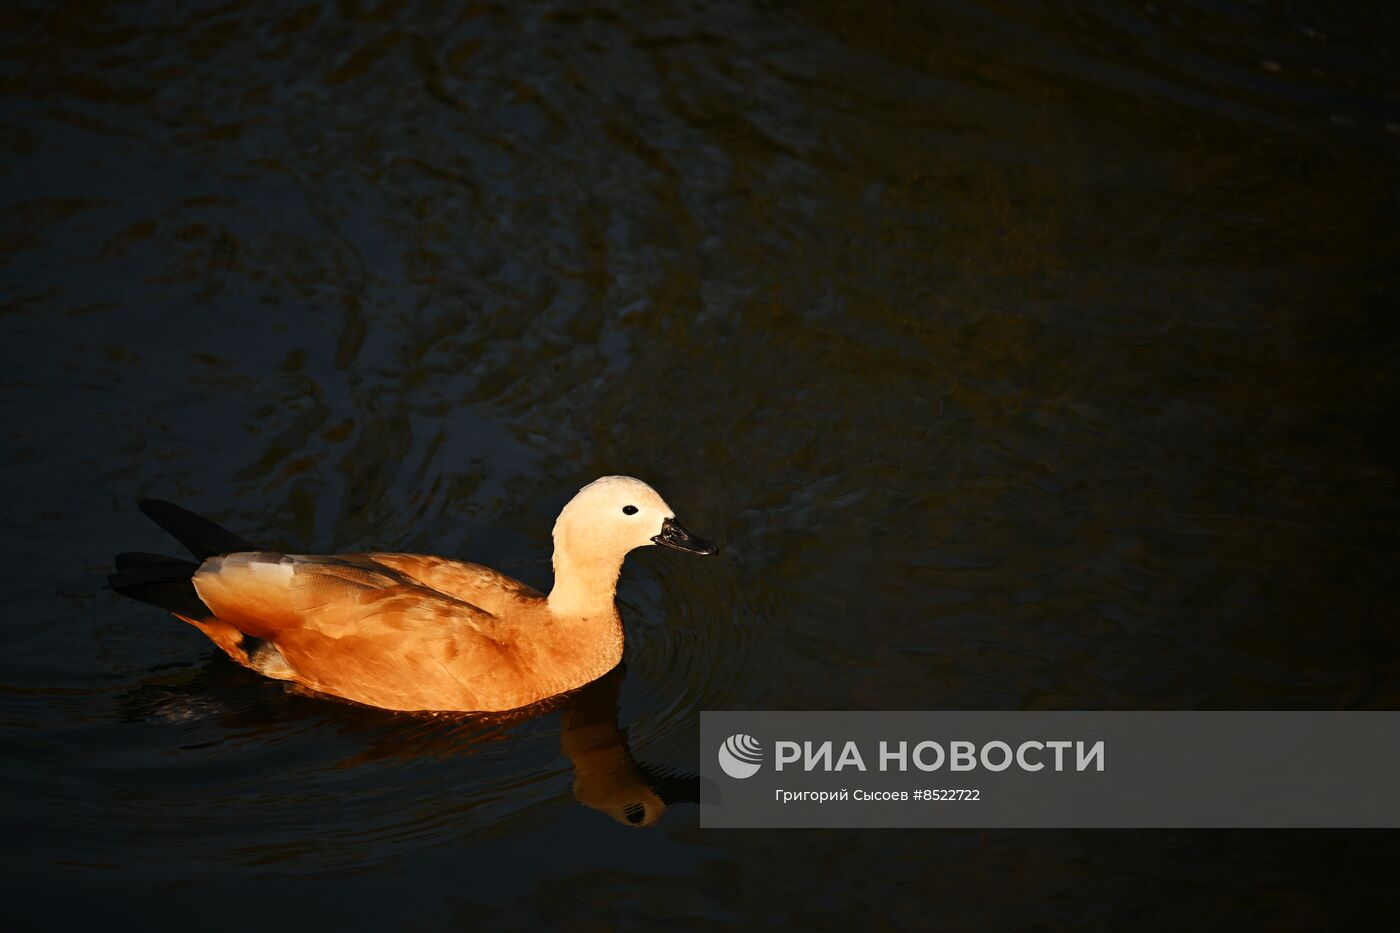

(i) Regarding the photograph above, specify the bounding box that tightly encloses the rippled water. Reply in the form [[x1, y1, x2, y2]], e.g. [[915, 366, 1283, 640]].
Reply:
[[3, 0, 1399, 927]]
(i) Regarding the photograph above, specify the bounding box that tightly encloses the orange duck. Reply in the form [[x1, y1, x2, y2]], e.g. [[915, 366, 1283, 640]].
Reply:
[[109, 476, 716, 712]]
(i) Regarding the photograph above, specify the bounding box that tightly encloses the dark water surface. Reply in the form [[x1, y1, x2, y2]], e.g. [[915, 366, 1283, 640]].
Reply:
[[3, 0, 1399, 927]]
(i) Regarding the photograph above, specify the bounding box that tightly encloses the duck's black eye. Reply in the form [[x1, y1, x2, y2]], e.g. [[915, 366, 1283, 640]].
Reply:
[[622, 505, 638, 515]]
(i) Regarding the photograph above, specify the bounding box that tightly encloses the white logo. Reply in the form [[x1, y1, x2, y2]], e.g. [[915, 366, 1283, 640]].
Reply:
[[718, 733, 764, 779]]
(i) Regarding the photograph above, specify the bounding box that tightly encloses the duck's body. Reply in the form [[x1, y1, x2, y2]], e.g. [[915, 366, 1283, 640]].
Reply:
[[183, 550, 622, 712], [109, 476, 715, 713]]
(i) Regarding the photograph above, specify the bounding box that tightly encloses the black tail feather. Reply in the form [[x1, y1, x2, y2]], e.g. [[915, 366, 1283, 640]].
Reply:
[[110, 501, 260, 617], [107, 552, 210, 618], [112, 551, 199, 583], [137, 499, 259, 561]]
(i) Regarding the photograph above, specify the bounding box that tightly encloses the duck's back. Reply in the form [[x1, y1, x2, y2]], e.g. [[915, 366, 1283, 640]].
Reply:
[[362, 553, 544, 617]]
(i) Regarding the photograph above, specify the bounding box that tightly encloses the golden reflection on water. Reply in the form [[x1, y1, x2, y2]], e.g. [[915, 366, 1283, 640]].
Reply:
[[123, 661, 693, 832]]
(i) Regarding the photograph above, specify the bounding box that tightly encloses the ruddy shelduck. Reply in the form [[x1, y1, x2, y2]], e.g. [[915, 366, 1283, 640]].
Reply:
[[109, 476, 717, 712]]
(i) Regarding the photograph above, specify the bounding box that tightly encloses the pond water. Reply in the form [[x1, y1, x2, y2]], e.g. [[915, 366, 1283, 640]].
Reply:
[[2, 0, 1398, 927]]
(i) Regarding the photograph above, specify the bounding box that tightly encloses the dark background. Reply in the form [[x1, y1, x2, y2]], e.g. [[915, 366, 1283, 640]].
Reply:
[[2, 0, 1398, 928]]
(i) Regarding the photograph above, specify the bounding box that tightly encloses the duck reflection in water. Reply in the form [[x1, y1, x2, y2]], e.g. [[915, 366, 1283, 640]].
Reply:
[[557, 665, 699, 826], [124, 660, 699, 828]]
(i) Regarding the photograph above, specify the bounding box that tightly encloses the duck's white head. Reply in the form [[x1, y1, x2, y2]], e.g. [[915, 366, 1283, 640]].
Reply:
[[553, 475, 716, 562], [548, 475, 716, 616]]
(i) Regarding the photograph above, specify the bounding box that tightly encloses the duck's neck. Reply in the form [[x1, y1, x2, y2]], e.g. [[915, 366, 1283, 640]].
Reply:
[[547, 546, 626, 620]]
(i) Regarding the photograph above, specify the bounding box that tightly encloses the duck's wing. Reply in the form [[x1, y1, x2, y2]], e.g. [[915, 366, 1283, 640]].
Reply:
[[189, 552, 518, 711], [361, 553, 544, 617]]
